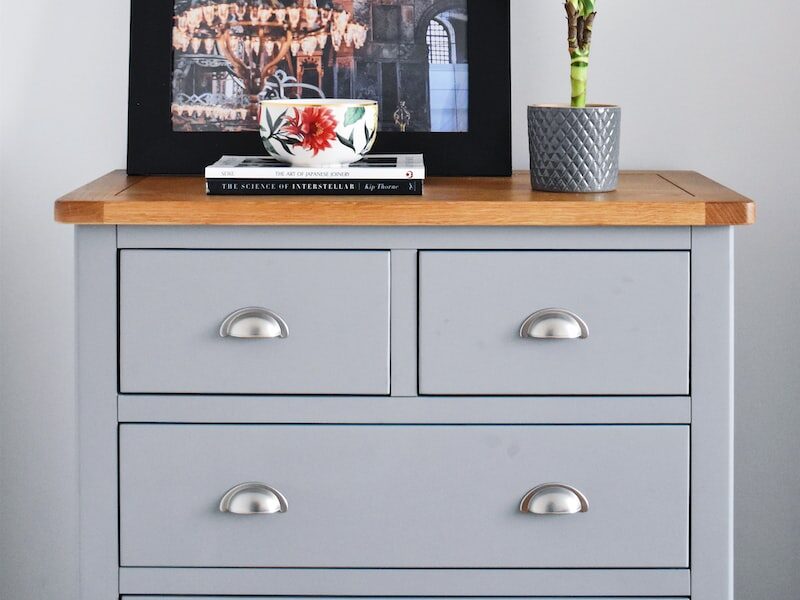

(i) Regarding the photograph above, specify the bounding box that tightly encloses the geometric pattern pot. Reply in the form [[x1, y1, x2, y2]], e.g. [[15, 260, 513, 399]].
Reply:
[[528, 104, 621, 192]]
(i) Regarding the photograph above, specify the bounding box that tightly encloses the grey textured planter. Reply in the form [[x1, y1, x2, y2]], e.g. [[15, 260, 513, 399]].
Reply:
[[528, 104, 621, 193]]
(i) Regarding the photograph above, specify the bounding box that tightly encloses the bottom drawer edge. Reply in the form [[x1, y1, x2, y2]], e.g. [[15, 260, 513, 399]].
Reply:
[[119, 568, 690, 597], [125, 598, 688, 600]]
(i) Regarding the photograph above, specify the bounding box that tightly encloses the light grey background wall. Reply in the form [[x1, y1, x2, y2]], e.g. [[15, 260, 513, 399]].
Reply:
[[0, 1, 797, 598]]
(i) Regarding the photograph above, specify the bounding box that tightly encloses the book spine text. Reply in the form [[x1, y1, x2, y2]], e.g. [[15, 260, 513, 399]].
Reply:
[[206, 179, 423, 196]]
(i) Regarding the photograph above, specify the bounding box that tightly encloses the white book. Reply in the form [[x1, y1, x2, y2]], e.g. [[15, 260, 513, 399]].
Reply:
[[205, 154, 425, 180]]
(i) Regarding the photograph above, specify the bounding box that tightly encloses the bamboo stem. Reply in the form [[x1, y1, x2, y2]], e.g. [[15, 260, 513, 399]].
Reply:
[[565, 1, 596, 108], [570, 52, 589, 108]]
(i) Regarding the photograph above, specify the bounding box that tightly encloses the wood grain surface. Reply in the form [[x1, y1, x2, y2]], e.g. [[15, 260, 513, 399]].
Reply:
[[54, 171, 755, 226]]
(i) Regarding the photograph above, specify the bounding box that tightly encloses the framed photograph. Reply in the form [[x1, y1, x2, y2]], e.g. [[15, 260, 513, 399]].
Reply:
[[128, 0, 511, 176]]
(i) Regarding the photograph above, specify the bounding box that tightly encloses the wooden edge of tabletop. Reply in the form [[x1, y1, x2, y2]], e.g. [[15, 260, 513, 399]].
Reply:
[[54, 169, 755, 226]]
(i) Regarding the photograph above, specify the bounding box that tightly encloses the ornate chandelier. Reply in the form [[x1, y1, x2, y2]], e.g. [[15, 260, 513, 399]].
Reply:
[[173, 1, 368, 101]]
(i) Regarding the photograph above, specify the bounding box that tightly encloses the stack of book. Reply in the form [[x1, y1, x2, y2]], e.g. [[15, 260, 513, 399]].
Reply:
[[205, 154, 425, 196]]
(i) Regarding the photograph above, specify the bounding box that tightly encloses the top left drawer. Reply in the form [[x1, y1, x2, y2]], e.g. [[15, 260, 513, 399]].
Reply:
[[119, 250, 390, 395]]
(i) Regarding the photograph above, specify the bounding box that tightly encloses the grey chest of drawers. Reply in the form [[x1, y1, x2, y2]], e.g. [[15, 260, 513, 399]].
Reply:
[[57, 171, 755, 600]]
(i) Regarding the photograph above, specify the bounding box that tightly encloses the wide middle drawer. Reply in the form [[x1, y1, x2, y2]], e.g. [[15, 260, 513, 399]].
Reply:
[[119, 250, 390, 394], [419, 251, 690, 395], [120, 424, 689, 568]]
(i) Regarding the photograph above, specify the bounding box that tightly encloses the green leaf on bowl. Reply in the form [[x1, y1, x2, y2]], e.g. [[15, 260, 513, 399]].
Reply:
[[272, 109, 287, 132], [337, 132, 356, 151], [344, 106, 365, 127], [274, 137, 296, 155], [261, 136, 275, 154], [364, 122, 378, 146], [264, 108, 274, 134]]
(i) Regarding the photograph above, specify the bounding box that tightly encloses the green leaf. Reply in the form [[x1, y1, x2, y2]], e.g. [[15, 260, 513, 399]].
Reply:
[[272, 109, 287, 132], [274, 137, 295, 156], [579, 0, 595, 16], [261, 136, 275, 153], [337, 132, 356, 151], [343, 106, 366, 127], [264, 108, 274, 135], [362, 122, 377, 151]]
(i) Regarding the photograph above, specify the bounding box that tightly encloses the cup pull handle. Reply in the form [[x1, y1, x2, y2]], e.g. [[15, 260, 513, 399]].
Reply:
[[519, 483, 589, 515], [519, 308, 588, 340], [219, 307, 288, 339], [219, 482, 288, 515]]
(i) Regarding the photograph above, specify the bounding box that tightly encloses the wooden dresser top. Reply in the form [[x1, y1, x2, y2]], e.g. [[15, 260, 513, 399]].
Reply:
[[54, 170, 754, 226]]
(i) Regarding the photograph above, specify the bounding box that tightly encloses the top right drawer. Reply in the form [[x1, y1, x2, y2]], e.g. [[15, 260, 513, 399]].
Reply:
[[419, 251, 689, 396]]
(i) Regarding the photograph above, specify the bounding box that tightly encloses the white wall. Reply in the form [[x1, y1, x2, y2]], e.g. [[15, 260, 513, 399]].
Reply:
[[0, 0, 129, 597], [511, 4, 800, 597], [1, 1, 798, 598]]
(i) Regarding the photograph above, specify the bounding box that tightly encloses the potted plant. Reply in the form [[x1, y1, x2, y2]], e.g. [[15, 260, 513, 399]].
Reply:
[[528, 0, 621, 192]]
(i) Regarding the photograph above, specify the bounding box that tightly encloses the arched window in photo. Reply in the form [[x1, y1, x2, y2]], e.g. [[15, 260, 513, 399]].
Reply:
[[426, 19, 452, 64], [425, 7, 468, 132]]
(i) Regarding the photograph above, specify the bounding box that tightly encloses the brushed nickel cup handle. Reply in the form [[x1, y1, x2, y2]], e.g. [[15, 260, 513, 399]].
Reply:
[[519, 483, 589, 515], [219, 482, 288, 515], [519, 308, 589, 340], [219, 307, 288, 339]]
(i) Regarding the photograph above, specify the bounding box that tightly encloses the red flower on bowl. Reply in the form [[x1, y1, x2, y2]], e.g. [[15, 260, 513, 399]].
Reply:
[[284, 106, 338, 156]]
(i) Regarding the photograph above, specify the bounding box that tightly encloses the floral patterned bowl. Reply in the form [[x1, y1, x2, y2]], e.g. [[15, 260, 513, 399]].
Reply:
[[258, 99, 379, 167]]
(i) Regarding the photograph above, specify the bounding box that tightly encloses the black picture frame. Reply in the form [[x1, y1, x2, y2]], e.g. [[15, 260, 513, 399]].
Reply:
[[128, 1, 511, 176]]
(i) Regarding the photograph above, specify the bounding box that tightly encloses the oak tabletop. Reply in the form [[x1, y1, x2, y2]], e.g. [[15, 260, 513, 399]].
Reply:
[[54, 170, 755, 226]]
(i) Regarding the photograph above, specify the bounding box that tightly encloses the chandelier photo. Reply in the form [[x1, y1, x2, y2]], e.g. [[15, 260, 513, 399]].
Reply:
[[170, 0, 469, 134], [172, 0, 367, 127]]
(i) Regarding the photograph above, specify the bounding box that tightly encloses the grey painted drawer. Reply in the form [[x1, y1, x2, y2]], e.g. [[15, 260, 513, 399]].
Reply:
[[120, 424, 689, 568], [120, 250, 390, 394], [419, 251, 689, 395]]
